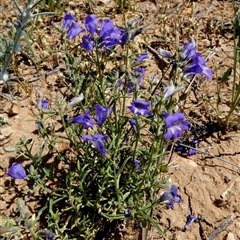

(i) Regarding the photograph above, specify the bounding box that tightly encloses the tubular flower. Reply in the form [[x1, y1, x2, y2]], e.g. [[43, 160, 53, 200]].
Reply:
[[184, 214, 199, 229], [181, 37, 197, 61], [7, 163, 26, 179], [160, 37, 212, 80], [98, 19, 123, 50], [159, 184, 181, 209], [95, 104, 112, 127], [63, 13, 84, 40], [37, 98, 49, 110], [63, 12, 75, 29], [133, 159, 141, 171], [164, 112, 190, 140], [180, 38, 212, 80], [182, 53, 213, 80], [136, 51, 150, 64], [67, 22, 83, 41], [129, 118, 137, 130], [82, 134, 108, 156], [128, 100, 152, 116], [81, 14, 123, 51], [84, 14, 98, 35], [70, 109, 94, 129], [163, 81, 175, 100]]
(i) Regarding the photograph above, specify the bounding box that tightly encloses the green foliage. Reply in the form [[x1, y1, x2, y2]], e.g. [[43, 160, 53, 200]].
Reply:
[[114, 0, 135, 11], [15, 29, 172, 238], [212, 11, 240, 126], [0, 116, 7, 129], [41, 0, 64, 13], [4, 1, 216, 239]]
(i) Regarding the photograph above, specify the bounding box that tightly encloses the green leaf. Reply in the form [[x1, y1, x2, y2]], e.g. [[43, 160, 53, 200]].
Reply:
[[179, 93, 187, 101], [220, 67, 232, 84]]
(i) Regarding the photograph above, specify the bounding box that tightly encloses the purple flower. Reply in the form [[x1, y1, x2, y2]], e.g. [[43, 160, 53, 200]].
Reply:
[[129, 118, 137, 130], [7, 163, 26, 179], [63, 12, 75, 29], [81, 15, 99, 51], [183, 53, 213, 80], [84, 14, 99, 35], [36, 121, 42, 130], [181, 37, 197, 61], [95, 104, 112, 127], [82, 134, 108, 156], [67, 22, 83, 41], [37, 99, 49, 110], [126, 67, 145, 92], [159, 184, 181, 209], [187, 148, 197, 156], [81, 34, 95, 51], [159, 48, 173, 58], [159, 191, 175, 209], [41, 231, 55, 240], [136, 51, 149, 64], [185, 214, 199, 229], [120, 30, 131, 45], [170, 185, 181, 203], [164, 112, 190, 140], [192, 139, 200, 147], [174, 144, 185, 152], [98, 19, 122, 50], [163, 81, 175, 100], [134, 67, 145, 85], [128, 100, 152, 116], [80, 15, 123, 51], [125, 208, 131, 216], [70, 109, 94, 129], [180, 38, 212, 80], [133, 159, 141, 171]]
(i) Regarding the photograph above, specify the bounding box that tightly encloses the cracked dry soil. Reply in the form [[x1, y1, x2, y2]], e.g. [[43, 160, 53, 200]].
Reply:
[[1, 0, 240, 239]]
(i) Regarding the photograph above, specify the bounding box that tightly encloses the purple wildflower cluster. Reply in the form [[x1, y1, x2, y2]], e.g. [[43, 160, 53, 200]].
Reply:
[[160, 185, 199, 229], [61, 13, 206, 233], [63, 13, 84, 41], [63, 13, 127, 51], [71, 104, 112, 129], [180, 38, 212, 80], [160, 37, 212, 81], [159, 184, 181, 209], [70, 104, 112, 156]]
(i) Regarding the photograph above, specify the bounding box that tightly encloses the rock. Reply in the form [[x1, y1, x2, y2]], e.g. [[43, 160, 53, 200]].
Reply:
[[0, 126, 14, 138], [9, 102, 20, 116], [235, 221, 240, 229], [226, 232, 235, 240]]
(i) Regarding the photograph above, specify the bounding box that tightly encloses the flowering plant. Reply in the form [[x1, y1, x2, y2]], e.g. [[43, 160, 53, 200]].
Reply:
[[8, 6, 214, 239]]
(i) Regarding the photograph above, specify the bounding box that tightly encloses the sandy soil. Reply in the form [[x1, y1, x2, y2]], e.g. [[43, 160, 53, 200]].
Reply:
[[0, 0, 240, 239]]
